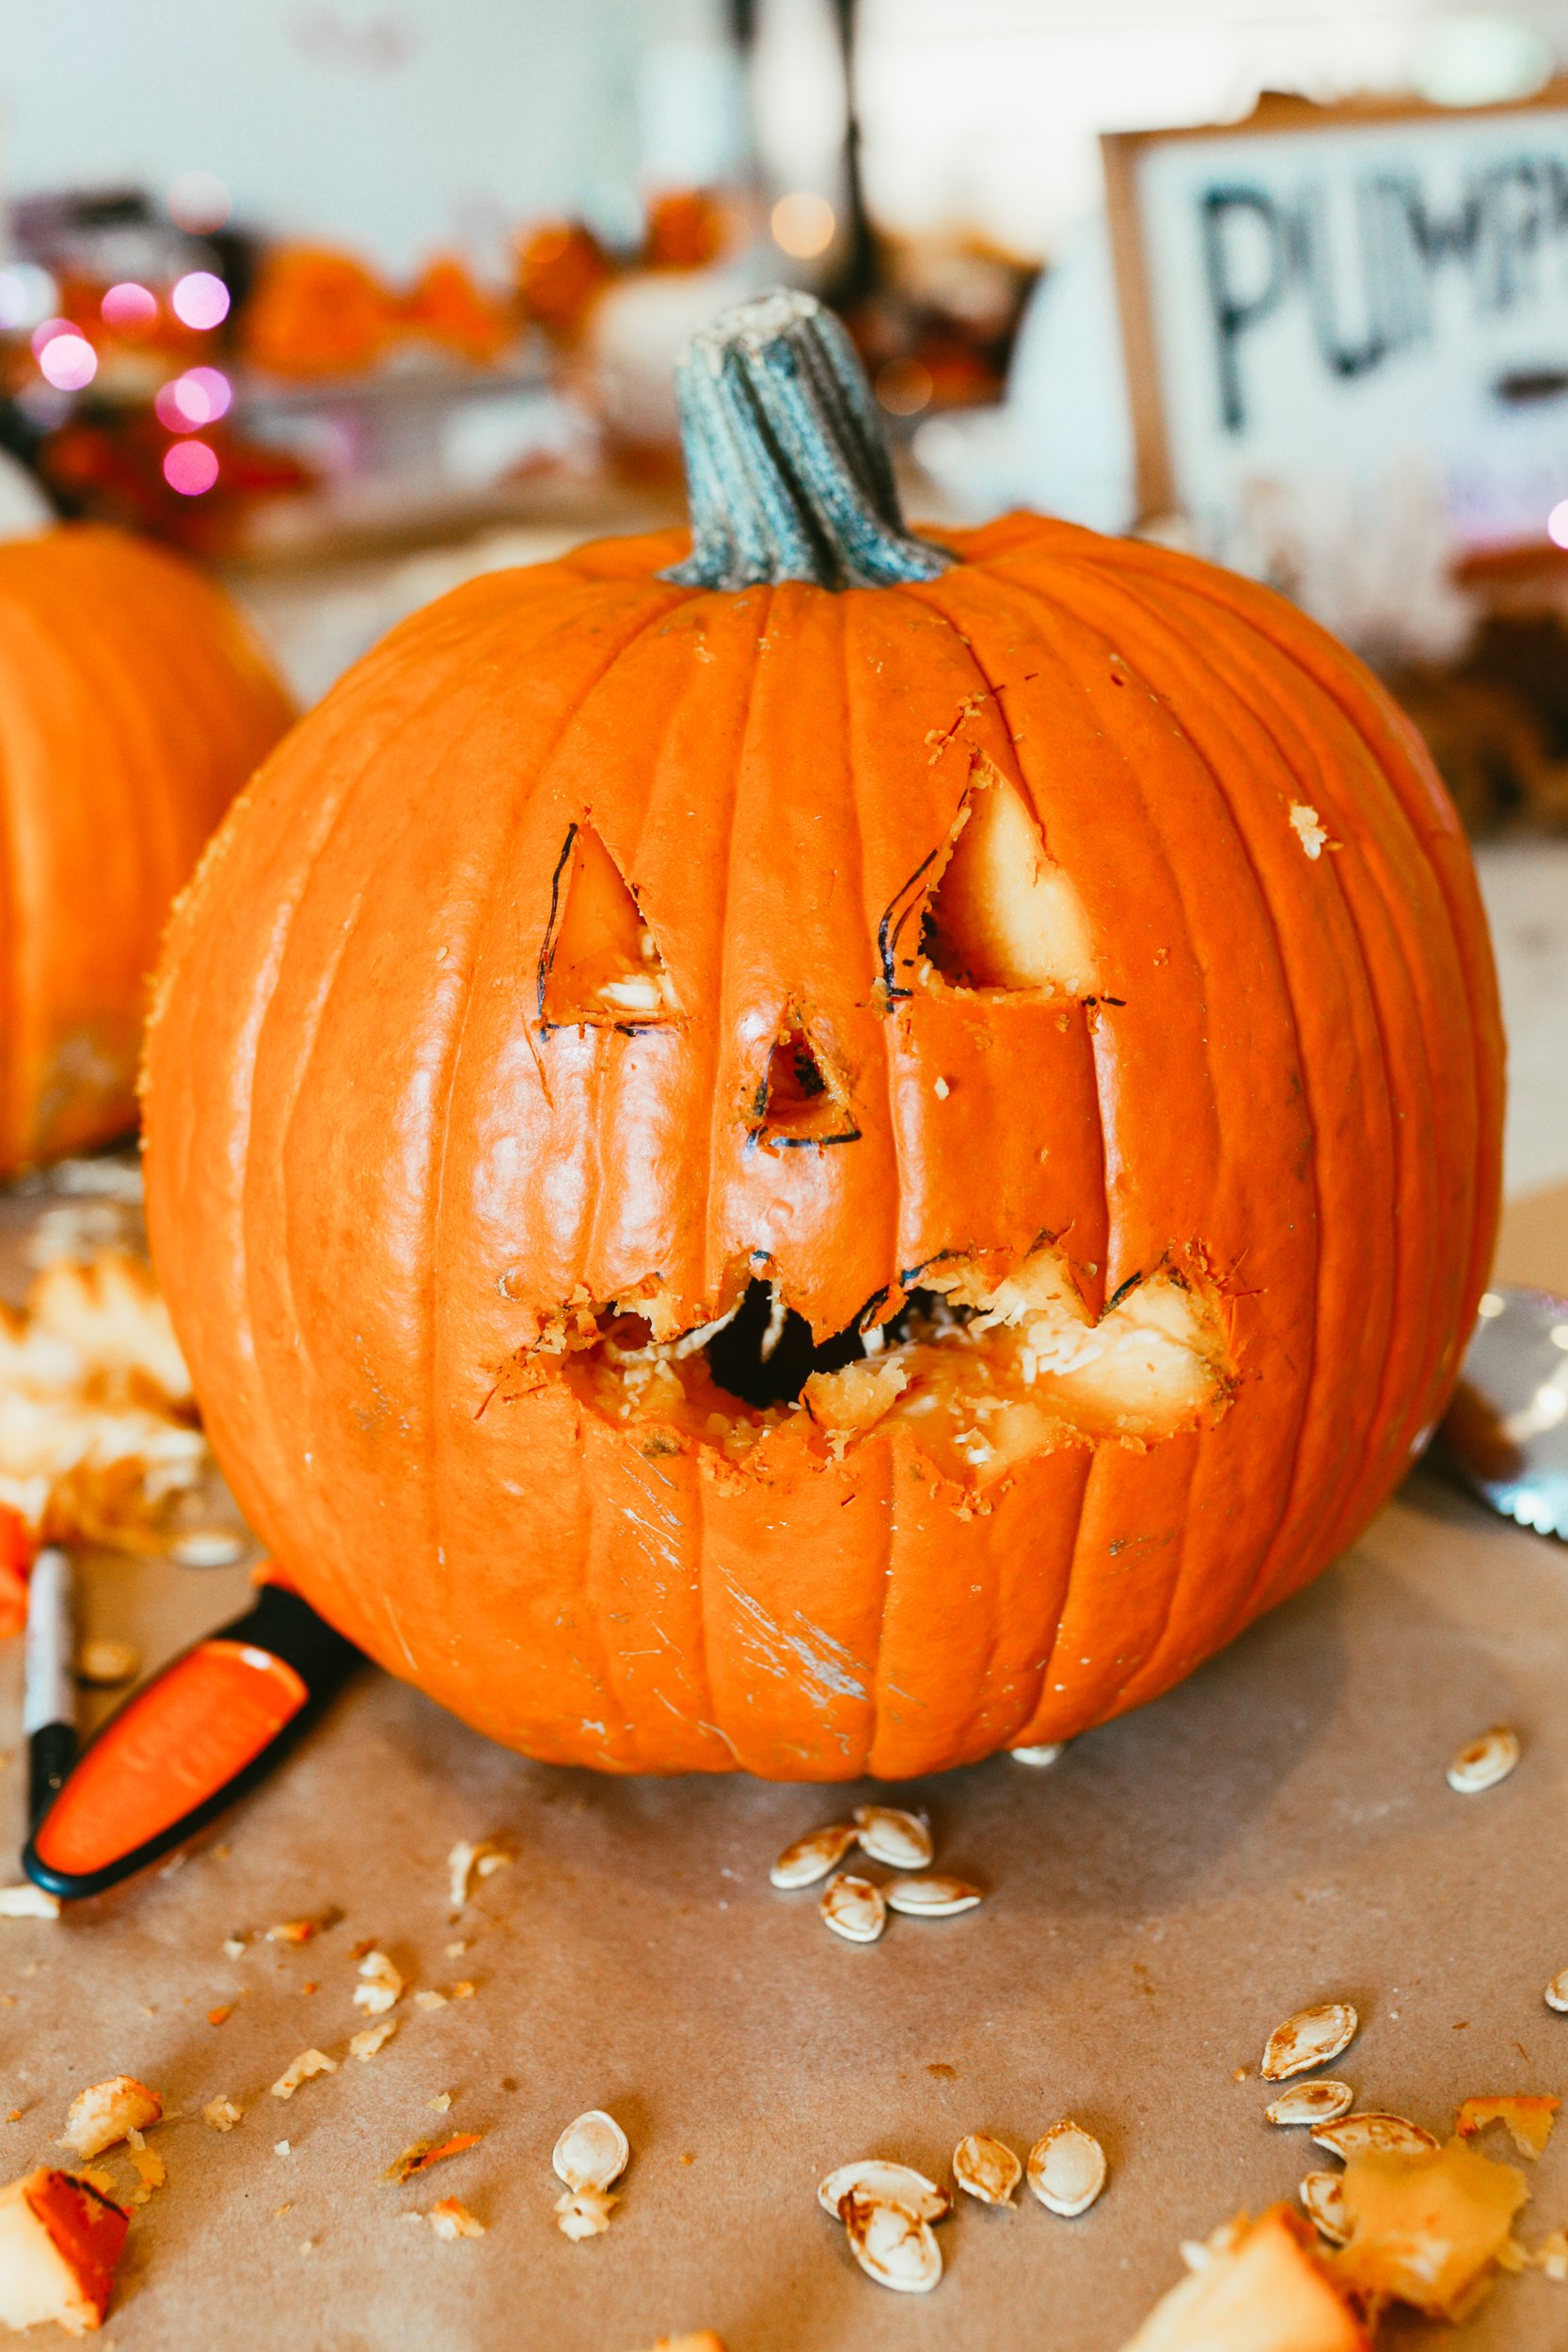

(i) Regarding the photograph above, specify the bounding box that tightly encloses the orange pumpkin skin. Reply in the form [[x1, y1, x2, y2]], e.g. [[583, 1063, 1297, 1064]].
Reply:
[[142, 465, 1501, 1781], [0, 527, 293, 1177]]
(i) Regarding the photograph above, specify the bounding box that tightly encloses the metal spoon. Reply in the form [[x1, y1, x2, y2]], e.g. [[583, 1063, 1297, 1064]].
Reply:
[[1429, 1285, 1568, 1538]]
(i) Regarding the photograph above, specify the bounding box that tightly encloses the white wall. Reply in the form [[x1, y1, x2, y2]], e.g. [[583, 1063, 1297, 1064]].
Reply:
[[0, 0, 735, 273]]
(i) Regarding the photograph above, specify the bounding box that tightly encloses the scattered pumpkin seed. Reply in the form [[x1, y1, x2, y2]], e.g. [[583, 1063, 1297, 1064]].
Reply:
[[769, 1823, 857, 1889], [75, 1638, 139, 1687], [884, 1876, 983, 1918], [1447, 1725, 1521, 1794], [1310, 2112, 1437, 2162], [839, 2192, 942, 2293], [1261, 2001, 1358, 2081], [1545, 1968, 1568, 2014], [552, 2110, 628, 2194], [1007, 1742, 1064, 1768], [817, 2161, 949, 2221], [853, 1806, 933, 1870], [819, 1872, 887, 1944], [953, 2134, 1021, 2206], [169, 1527, 246, 1567], [1299, 2170, 1349, 2246], [1265, 2080, 1354, 2128], [1026, 2122, 1106, 2217]]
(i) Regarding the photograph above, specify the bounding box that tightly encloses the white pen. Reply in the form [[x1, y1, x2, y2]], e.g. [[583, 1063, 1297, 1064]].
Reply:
[[24, 1548, 75, 1835]]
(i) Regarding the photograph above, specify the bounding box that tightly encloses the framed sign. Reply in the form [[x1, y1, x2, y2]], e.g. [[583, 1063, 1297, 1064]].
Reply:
[[1103, 86, 1568, 552]]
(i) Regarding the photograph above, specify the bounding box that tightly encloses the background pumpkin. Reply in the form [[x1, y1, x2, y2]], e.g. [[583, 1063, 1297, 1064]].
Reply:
[[0, 525, 293, 1178], [142, 293, 1502, 1782]]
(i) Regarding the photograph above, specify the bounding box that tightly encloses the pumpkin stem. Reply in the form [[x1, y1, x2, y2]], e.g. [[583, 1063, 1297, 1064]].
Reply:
[[662, 289, 953, 592]]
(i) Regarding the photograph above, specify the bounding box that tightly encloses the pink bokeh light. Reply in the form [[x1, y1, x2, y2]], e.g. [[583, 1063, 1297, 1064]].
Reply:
[[171, 272, 230, 331], [29, 316, 73, 358], [154, 366, 232, 431], [163, 439, 219, 496], [101, 282, 158, 332], [1549, 500, 1568, 550], [38, 334, 98, 391]]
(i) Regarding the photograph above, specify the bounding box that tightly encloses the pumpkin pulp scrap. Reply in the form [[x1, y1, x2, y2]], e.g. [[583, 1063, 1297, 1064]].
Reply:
[[520, 1241, 1234, 1487]]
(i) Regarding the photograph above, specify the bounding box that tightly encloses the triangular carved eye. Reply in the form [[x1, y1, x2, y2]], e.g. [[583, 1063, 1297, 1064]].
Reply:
[[919, 767, 1097, 996], [752, 1014, 860, 1148], [539, 823, 677, 1027]]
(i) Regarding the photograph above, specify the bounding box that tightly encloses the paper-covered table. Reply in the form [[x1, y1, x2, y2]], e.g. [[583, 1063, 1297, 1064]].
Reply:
[[0, 1177, 1564, 2350]]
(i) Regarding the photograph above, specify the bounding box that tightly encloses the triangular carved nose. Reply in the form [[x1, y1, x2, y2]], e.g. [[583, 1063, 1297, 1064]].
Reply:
[[752, 1014, 860, 1149], [539, 823, 677, 1028]]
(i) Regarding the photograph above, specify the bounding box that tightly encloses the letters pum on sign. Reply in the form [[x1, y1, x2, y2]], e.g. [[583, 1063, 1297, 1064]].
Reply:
[[1132, 104, 1568, 548]]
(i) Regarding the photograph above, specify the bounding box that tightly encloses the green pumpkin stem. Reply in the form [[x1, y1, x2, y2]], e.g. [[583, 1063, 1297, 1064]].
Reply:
[[662, 290, 953, 592]]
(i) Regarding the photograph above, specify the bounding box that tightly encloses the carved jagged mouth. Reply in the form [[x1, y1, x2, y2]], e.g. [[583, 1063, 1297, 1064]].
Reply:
[[495, 1244, 1236, 1489]]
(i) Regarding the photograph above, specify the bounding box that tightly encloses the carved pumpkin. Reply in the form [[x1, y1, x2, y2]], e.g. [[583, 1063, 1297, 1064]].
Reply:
[[0, 526, 293, 1178], [143, 294, 1501, 1781]]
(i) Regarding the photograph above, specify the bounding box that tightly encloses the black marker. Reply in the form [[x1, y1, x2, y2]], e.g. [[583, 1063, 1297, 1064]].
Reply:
[[24, 1547, 76, 1835]]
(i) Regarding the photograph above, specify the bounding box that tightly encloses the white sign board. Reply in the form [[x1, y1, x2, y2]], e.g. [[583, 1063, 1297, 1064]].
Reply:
[[1105, 93, 1568, 551]]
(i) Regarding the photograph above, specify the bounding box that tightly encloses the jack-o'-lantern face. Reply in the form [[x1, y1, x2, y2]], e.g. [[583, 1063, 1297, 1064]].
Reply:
[[143, 295, 1500, 1781], [505, 775, 1236, 1495]]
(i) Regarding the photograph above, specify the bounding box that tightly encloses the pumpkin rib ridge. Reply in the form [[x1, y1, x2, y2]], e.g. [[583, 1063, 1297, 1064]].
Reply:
[[911, 564, 1262, 1720], [700, 587, 772, 1300], [418, 593, 690, 1732], [1024, 563, 1398, 1676], [1117, 548, 1501, 1347], [835, 593, 905, 1775], [243, 628, 523, 1613], [1144, 596, 1454, 1611], [1132, 576, 1465, 1590], [214, 596, 580, 1612], [879, 581, 1113, 1743], [1018, 585, 1320, 1712]]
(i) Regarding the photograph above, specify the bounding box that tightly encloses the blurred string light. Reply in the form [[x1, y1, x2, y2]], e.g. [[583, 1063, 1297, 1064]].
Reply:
[[166, 170, 231, 234], [153, 367, 231, 431], [101, 282, 158, 331], [1548, 500, 1568, 549], [0, 265, 58, 333], [37, 333, 97, 391], [770, 191, 836, 260], [163, 440, 218, 496], [171, 272, 230, 330]]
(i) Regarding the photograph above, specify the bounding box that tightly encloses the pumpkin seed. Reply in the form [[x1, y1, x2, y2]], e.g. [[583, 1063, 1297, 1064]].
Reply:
[[169, 1527, 246, 1567], [840, 2193, 942, 2293], [953, 2133, 1021, 2206], [1260, 2001, 1357, 2081], [853, 1806, 933, 1870], [819, 1872, 887, 1944], [1265, 2079, 1354, 2127], [1299, 2170, 1349, 2246], [1309, 2112, 1437, 2162], [1008, 1742, 1064, 1768], [770, 1823, 857, 1889], [1545, 1968, 1568, 2013], [1026, 2122, 1106, 2217], [884, 1876, 983, 1918], [817, 2160, 949, 2222], [1447, 1725, 1520, 1794], [552, 2109, 628, 2194]]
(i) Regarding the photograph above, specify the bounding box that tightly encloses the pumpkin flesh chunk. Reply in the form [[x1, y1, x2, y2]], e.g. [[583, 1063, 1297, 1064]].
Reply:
[[1118, 2207, 1370, 2350], [538, 1242, 1232, 1486]]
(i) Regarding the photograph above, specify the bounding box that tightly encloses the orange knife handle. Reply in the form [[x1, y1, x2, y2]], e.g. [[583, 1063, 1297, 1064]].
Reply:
[[24, 1585, 362, 1900]]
